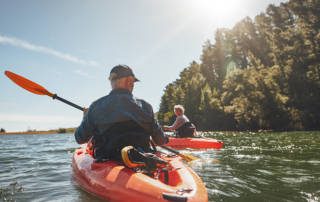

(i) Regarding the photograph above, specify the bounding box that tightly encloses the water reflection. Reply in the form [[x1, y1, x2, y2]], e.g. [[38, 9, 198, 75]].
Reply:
[[190, 131, 320, 201], [0, 132, 319, 201]]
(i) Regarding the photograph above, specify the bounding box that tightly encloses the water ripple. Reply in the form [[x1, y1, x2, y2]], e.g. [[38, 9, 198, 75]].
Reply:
[[1, 132, 320, 201]]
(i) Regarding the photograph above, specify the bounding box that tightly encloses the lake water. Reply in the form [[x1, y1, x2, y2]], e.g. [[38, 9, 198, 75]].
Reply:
[[0, 131, 319, 202]]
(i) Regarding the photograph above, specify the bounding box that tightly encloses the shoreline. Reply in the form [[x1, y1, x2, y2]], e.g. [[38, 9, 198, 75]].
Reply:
[[0, 128, 76, 135], [0, 131, 65, 135]]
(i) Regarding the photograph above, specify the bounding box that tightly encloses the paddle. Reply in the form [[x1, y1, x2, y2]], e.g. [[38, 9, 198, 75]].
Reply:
[[4, 70, 198, 162], [160, 145, 198, 162], [150, 139, 198, 162], [5, 71, 85, 111]]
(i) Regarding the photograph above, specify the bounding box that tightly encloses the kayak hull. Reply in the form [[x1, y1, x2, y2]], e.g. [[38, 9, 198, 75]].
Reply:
[[72, 145, 208, 202], [165, 137, 224, 149]]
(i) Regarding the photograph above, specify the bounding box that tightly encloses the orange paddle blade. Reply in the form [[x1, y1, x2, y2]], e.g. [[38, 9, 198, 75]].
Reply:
[[5, 70, 54, 97]]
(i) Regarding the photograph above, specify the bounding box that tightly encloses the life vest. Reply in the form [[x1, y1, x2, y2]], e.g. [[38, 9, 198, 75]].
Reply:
[[176, 122, 196, 138]]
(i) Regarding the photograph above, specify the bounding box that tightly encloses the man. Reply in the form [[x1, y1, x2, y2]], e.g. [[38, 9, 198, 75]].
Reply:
[[163, 105, 196, 137], [75, 65, 168, 162]]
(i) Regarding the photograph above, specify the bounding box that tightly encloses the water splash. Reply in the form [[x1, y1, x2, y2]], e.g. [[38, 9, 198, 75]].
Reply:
[[0, 181, 24, 202]]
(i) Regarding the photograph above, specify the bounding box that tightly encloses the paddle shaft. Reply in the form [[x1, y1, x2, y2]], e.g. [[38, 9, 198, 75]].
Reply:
[[160, 145, 180, 155], [52, 94, 85, 111]]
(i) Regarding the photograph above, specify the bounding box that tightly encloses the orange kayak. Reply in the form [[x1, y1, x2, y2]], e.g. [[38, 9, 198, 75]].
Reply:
[[72, 144, 208, 202], [165, 137, 224, 149]]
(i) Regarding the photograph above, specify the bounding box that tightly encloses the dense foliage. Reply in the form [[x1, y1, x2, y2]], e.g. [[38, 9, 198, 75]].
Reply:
[[158, 0, 320, 131]]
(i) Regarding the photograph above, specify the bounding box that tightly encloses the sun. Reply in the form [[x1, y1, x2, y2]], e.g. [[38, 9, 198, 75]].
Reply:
[[189, 0, 242, 21]]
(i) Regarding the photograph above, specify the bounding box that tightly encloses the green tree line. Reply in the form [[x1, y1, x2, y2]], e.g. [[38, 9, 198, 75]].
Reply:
[[158, 0, 320, 131]]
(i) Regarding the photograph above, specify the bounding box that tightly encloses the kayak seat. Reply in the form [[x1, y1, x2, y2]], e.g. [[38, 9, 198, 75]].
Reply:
[[121, 146, 168, 171]]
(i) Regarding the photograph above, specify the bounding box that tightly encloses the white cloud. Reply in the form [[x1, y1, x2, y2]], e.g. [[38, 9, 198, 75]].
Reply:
[[0, 34, 103, 68], [74, 69, 92, 78]]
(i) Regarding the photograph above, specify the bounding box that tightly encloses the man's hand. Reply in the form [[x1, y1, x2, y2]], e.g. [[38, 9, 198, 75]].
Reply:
[[162, 125, 171, 131], [83, 107, 88, 117]]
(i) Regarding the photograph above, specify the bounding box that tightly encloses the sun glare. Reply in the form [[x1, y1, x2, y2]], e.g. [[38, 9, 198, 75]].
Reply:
[[190, 0, 242, 21]]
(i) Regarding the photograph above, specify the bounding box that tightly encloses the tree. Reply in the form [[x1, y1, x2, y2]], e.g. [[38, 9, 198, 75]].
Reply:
[[158, 0, 320, 131]]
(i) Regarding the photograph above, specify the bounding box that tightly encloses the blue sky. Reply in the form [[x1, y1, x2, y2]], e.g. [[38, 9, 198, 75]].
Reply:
[[0, 0, 285, 132]]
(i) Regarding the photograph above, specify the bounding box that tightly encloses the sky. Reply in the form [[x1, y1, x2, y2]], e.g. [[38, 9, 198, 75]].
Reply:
[[0, 0, 285, 132]]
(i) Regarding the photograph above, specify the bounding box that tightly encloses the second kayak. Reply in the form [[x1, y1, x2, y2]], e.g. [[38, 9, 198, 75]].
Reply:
[[165, 137, 224, 149]]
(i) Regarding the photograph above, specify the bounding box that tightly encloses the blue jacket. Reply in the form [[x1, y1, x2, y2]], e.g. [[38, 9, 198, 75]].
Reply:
[[75, 88, 168, 159]]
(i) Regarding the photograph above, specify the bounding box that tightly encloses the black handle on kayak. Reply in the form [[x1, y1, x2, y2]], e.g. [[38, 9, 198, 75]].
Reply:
[[52, 94, 85, 111]]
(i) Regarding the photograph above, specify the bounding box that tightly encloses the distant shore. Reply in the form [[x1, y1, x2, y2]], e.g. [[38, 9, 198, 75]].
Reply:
[[0, 131, 59, 135], [0, 128, 76, 135]]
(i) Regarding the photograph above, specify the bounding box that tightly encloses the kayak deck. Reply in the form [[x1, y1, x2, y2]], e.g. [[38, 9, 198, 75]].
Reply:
[[72, 145, 208, 202], [165, 137, 224, 149]]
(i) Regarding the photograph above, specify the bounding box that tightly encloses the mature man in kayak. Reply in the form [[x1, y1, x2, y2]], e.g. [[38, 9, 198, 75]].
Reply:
[[163, 105, 196, 137], [74, 65, 168, 165]]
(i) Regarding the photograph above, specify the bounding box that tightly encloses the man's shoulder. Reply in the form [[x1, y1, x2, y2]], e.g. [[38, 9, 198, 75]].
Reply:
[[89, 94, 113, 112], [133, 97, 154, 115], [135, 97, 150, 104], [177, 115, 188, 121], [92, 94, 109, 105], [135, 97, 152, 107]]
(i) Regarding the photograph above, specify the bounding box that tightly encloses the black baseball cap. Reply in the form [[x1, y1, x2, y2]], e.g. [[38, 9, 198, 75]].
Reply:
[[108, 65, 139, 82]]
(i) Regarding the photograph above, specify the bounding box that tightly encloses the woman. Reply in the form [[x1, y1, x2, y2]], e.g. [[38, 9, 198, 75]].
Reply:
[[163, 105, 196, 138]]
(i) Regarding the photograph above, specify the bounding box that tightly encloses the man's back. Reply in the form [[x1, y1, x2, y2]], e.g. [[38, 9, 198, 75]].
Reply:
[[88, 89, 153, 134], [75, 88, 167, 160]]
